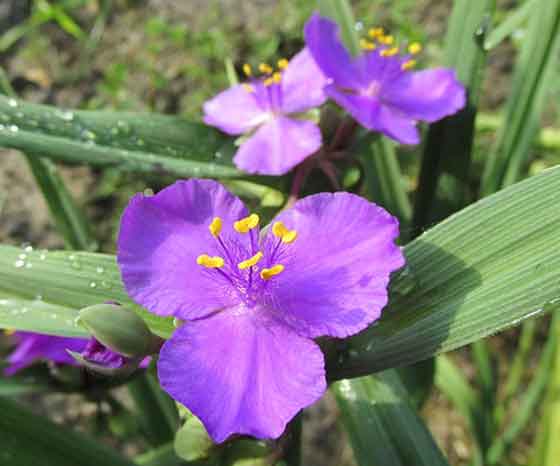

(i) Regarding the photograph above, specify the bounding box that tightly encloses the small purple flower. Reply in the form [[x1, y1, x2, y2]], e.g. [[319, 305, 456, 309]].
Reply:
[[118, 179, 404, 443], [4, 331, 88, 375], [203, 49, 329, 175], [3, 331, 150, 376], [304, 13, 466, 144]]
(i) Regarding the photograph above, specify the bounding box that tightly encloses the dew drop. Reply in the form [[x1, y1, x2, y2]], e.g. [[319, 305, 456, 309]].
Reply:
[[25, 262, 33, 269], [24, 245, 33, 253], [7, 98, 18, 107], [18, 254, 27, 260], [57, 110, 74, 121], [89, 281, 97, 288], [96, 266, 104, 274], [8, 125, 18, 133], [14, 260, 25, 268]]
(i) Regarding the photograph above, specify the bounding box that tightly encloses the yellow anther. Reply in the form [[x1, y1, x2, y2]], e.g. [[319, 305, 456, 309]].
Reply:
[[401, 59, 416, 70], [258, 63, 273, 74], [242, 63, 252, 77], [360, 38, 377, 50], [264, 77, 274, 86], [272, 72, 282, 84], [234, 213, 260, 233], [3, 328, 15, 336], [379, 35, 395, 45], [238, 251, 264, 270], [368, 27, 384, 39], [380, 47, 399, 57], [196, 254, 224, 269], [277, 58, 289, 70], [260, 264, 284, 280], [408, 42, 422, 55], [209, 217, 222, 237], [272, 221, 297, 244], [242, 83, 255, 93]]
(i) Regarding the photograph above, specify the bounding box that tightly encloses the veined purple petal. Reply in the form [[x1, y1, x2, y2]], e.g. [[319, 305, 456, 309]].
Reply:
[[4, 332, 88, 376], [383, 68, 466, 122], [117, 179, 249, 320], [304, 13, 360, 88], [234, 116, 321, 175], [264, 192, 404, 339], [158, 305, 326, 443], [203, 84, 268, 135], [281, 47, 329, 114]]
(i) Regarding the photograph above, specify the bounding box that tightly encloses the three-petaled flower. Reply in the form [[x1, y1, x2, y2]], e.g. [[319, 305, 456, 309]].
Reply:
[[304, 13, 466, 144], [203, 49, 329, 175], [117, 179, 405, 443]]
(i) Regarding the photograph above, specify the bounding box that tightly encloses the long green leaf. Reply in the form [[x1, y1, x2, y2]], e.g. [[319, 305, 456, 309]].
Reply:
[[412, 0, 495, 232], [333, 370, 449, 466], [0, 247, 174, 338], [329, 166, 560, 379], [0, 96, 243, 179], [0, 396, 136, 466], [481, 0, 560, 194], [484, 0, 535, 50]]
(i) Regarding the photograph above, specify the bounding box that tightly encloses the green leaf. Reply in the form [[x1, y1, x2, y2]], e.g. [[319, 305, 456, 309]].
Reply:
[[0, 396, 136, 466], [484, 0, 535, 50], [0, 247, 174, 338], [413, 0, 495, 232], [0, 96, 244, 179], [482, 0, 560, 194], [329, 166, 560, 379], [333, 370, 449, 466]]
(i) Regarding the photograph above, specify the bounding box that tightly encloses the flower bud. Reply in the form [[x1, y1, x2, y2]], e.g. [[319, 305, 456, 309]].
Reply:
[[174, 416, 215, 462], [78, 304, 158, 357]]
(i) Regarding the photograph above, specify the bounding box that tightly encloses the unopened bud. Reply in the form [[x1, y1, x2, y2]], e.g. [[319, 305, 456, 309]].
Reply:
[[174, 416, 215, 462], [78, 304, 159, 357]]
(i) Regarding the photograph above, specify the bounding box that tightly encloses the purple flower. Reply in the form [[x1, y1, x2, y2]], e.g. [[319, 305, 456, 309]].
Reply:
[[203, 49, 329, 175], [4, 331, 88, 375], [304, 13, 466, 144], [118, 179, 404, 443], [3, 331, 150, 376]]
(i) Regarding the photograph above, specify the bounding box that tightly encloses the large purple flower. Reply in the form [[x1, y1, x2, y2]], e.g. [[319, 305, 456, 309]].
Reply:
[[304, 13, 466, 144], [118, 179, 404, 443], [3, 331, 88, 375], [203, 48, 329, 175]]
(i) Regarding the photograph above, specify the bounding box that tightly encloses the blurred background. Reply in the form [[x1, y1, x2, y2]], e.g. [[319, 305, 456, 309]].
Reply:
[[0, 1, 558, 465]]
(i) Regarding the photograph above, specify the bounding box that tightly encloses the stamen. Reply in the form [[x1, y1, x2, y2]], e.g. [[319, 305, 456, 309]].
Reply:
[[242, 63, 252, 77], [401, 59, 416, 70], [368, 27, 384, 39], [264, 76, 274, 87], [196, 254, 225, 268], [258, 63, 273, 74], [379, 35, 395, 45], [242, 83, 255, 93], [277, 58, 289, 70], [238, 251, 264, 270], [272, 221, 297, 244], [260, 264, 284, 280], [234, 213, 260, 233], [272, 72, 282, 84], [360, 38, 377, 50], [408, 42, 422, 54], [380, 47, 399, 57], [3, 328, 15, 336], [209, 217, 222, 237]]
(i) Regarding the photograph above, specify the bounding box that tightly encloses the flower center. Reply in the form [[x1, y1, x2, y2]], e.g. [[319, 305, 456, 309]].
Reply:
[[195, 214, 297, 305]]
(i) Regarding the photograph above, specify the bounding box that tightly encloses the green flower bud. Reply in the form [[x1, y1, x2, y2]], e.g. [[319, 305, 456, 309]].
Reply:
[[78, 304, 157, 357], [174, 416, 215, 462]]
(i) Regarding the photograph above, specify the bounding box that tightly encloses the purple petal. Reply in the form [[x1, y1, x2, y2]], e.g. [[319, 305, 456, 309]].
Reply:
[[158, 305, 326, 443], [264, 192, 404, 339], [383, 68, 466, 122], [4, 332, 88, 376], [280, 47, 329, 114], [234, 116, 321, 175], [81, 337, 126, 369], [304, 13, 359, 88], [203, 84, 268, 135], [325, 84, 420, 144], [117, 179, 249, 320]]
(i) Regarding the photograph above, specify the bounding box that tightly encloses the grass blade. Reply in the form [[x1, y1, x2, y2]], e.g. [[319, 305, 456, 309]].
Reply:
[[333, 370, 450, 466], [481, 0, 560, 194], [484, 0, 535, 50]]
